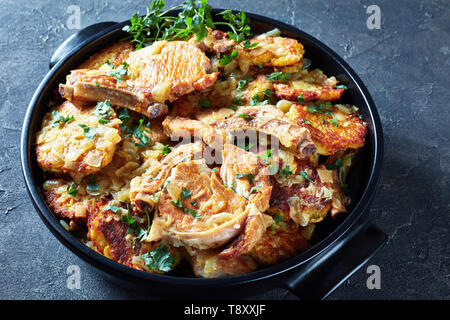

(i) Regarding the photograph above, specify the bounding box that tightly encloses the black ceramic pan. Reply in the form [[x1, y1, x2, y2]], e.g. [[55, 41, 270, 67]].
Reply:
[[21, 9, 386, 299]]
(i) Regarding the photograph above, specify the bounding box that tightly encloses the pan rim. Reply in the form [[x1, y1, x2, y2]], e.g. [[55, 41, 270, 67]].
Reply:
[[20, 9, 383, 288]]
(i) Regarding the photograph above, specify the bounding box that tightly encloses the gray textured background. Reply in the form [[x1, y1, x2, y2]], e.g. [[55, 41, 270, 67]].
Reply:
[[0, 0, 449, 300]]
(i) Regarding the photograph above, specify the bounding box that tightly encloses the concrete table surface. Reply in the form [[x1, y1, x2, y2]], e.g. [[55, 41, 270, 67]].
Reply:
[[0, 0, 448, 300]]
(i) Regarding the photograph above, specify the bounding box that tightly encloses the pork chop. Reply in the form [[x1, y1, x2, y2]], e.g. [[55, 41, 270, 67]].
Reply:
[[60, 41, 219, 118]]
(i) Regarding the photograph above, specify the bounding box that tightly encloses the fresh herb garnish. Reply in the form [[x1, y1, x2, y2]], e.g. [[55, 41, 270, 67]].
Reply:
[[249, 89, 273, 106], [326, 158, 343, 170], [270, 213, 286, 231], [297, 93, 306, 104], [273, 213, 283, 224], [67, 182, 78, 197], [118, 108, 131, 120], [94, 100, 113, 124], [331, 118, 339, 127], [78, 124, 97, 139], [171, 196, 183, 208], [161, 144, 171, 155], [249, 185, 262, 195], [121, 212, 140, 234], [281, 165, 293, 178], [301, 119, 310, 125], [123, 0, 215, 48], [259, 149, 272, 166], [236, 80, 247, 91], [235, 173, 254, 184], [334, 84, 348, 90], [141, 243, 175, 273], [120, 116, 152, 148], [108, 62, 129, 81], [181, 187, 192, 199], [184, 207, 200, 218], [244, 142, 255, 151], [238, 113, 254, 119], [52, 111, 74, 127], [307, 103, 334, 116], [300, 170, 314, 184], [266, 72, 291, 81], [232, 94, 243, 106], [219, 49, 238, 66]]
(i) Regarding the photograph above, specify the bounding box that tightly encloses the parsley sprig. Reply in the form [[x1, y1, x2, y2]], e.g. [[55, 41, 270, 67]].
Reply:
[[52, 111, 74, 127], [141, 243, 175, 273], [122, 0, 215, 49], [118, 108, 152, 148], [122, 1, 255, 69]]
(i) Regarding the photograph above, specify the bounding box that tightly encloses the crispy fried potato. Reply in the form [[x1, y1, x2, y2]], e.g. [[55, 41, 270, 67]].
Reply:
[[274, 69, 344, 102], [36, 101, 122, 180], [288, 103, 367, 155], [249, 209, 310, 265], [238, 36, 304, 73], [189, 249, 258, 278]]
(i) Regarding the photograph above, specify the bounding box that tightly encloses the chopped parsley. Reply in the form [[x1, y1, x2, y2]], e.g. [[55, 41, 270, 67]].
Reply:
[[181, 187, 192, 199], [67, 182, 78, 197], [123, 0, 216, 49], [235, 173, 254, 184], [52, 111, 74, 127], [270, 213, 286, 231], [108, 62, 129, 80], [244, 142, 255, 151], [184, 207, 200, 218], [121, 212, 139, 234], [120, 115, 152, 148], [171, 188, 200, 219], [171, 197, 183, 208], [326, 158, 343, 170], [266, 72, 291, 81], [281, 165, 293, 178], [141, 243, 175, 273], [78, 124, 97, 139], [94, 100, 113, 124], [301, 119, 310, 125], [238, 113, 254, 119], [249, 89, 273, 106], [219, 49, 238, 66], [259, 149, 273, 166], [300, 170, 314, 184], [161, 144, 171, 155], [297, 93, 306, 104], [236, 80, 248, 91], [249, 185, 262, 195], [232, 94, 243, 106], [331, 118, 339, 127]]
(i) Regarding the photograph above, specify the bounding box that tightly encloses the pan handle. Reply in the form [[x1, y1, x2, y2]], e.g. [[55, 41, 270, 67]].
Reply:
[[282, 222, 387, 300], [49, 21, 118, 69]]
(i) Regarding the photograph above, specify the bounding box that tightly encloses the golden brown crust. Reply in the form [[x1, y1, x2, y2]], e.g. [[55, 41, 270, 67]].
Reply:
[[288, 103, 367, 155]]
